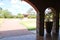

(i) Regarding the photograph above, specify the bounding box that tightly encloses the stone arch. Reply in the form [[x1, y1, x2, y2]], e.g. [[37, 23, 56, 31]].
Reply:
[[21, 0, 40, 35], [22, 0, 59, 38], [44, 7, 57, 21], [22, 0, 39, 13]]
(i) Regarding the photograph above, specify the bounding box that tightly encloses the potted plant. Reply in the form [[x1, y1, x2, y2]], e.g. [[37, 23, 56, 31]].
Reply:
[[45, 12, 54, 34]]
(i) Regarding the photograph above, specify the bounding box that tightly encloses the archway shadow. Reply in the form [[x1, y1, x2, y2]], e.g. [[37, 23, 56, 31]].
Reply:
[[0, 29, 34, 38]]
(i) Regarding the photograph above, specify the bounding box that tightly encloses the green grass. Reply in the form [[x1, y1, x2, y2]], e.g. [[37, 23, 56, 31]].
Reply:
[[0, 18, 4, 24], [20, 19, 36, 30]]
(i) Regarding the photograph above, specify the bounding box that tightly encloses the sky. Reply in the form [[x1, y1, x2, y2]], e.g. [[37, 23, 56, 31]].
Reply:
[[0, 0, 36, 15]]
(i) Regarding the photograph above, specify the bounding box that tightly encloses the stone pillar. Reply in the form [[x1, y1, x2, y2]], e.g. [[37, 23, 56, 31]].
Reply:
[[39, 10, 44, 36], [36, 12, 40, 40], [55, 10, 59, 34], [52, 10, 59, 34], [36, 9, 44, 36], [36, 11, 44, 40], [52, 13, 56, 33], [36, 12, 40, 36]]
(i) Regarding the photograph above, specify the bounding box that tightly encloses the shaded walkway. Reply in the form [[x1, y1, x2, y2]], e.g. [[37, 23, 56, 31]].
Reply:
[[0, 34, 36, 40], [0, 29, 60, 40], [0, 19, 33, 38]]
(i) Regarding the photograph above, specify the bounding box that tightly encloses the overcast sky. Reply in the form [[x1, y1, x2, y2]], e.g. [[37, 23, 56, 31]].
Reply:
[[0, 0, 36, 15]]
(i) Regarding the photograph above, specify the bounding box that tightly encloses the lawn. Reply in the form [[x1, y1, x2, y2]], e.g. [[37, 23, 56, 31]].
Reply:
[[0, 18, 4, 25], [20, 19, 36, 30]]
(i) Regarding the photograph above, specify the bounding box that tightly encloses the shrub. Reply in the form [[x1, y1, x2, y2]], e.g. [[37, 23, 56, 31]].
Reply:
[[17, 14, 24, 19], [0, 15, 4, 18], [28, 15, 36, 18]]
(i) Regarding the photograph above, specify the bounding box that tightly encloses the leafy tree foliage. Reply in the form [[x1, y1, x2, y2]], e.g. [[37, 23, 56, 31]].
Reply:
[[0, 7, 13, 18], [0, 7, 36, 19], [16, 13, 24, 18]]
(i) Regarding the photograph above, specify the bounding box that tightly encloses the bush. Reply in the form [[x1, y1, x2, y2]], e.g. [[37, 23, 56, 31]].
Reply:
[[0, 15, 4, 18], [17, 14, 24, 19], [28, 15, 36, 18]]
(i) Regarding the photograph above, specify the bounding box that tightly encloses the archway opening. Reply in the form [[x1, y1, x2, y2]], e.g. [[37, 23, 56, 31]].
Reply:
[[0, 0, 38, 39], [44, 7, 56, 34]]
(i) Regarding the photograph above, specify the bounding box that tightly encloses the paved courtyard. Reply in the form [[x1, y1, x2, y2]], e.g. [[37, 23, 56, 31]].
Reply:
[[0, 19, 35, 39]]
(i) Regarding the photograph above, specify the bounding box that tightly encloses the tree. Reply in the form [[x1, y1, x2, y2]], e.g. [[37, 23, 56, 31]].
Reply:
[[0, 7, 4, 18], [1, 10, 12, 18], [27, 8, 36, 18], [17, 13, 24, 18], [0, 7, 2, 10], [27, 8, 33, 13], [27, 8, 36, 14]]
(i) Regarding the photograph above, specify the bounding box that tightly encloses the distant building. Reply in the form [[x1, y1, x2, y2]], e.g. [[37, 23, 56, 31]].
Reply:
[[23, 13, 29, 17]]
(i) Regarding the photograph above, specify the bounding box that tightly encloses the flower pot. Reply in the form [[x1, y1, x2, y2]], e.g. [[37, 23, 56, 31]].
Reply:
[[46, 22, 53, 34]]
